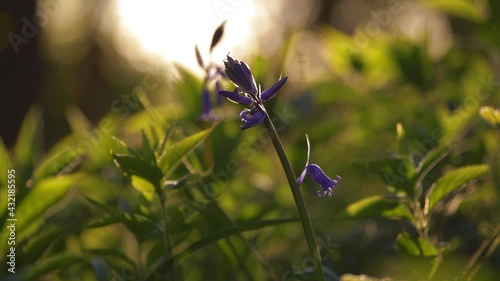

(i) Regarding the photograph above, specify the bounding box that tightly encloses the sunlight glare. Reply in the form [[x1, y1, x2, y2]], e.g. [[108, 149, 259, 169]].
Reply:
[[113, 0, 258, 73]]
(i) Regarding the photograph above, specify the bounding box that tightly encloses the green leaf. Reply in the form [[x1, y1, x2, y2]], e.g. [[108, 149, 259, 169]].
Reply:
[[425, 0, 485, 22], [131, 175, 156, 195], [24, 253, 84, 281], [112, 153, 163, 184], [136, 87, 169, 128], [87, 213, 155, 228], [337, 196, 414, 221], [82, 195, 119, 216], [87, 213, 158, 243], [140, 130, 157, 164], [22, 228, 65, 263], [416, 143, 449, 177], [14, 106, 43, 174], [85, 249, 136, 268], [0, 174, 80, 248], [30, 145, 86, 184], [158, 127, 213, 176], [168, 218, 298, 265], [428, 165, 490, 212], [65, 105, 92, 133], [396, 122, 412, 156], [396, 231, 438, 256]]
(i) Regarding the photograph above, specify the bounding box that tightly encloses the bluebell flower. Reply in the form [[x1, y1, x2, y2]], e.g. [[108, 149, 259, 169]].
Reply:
[[297, 135, 341, 197], [218, 54, 287, 129], [196, 49, 227, 122], [201, 88, 213, 121], [195, 22, 227, 122]]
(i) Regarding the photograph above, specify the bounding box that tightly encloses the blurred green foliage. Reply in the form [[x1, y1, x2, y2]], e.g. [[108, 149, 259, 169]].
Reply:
[[1, 1, 500, 280]]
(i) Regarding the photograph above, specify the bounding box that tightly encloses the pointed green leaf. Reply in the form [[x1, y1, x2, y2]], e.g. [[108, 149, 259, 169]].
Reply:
[[112, 153, 163, 184], [337, 195, 414, 221], [140, 130, 156, 163], [131, 175, 156, 195], [24, 253, 84, 281], [396, 123, 412, 156], [65, 105, 92, 133], [0, 174, 80, 248], [158, 127, 213, 175], [428, 165, 489, 212], [416, 143, 449, 176], [135, 90, 168, 129], [396, 231, 438, 257], [14, 106, 42, 173], [168, 218, 298, 265], [22, 228, 65, 263], [82, 195, 119, 216], [87, 213, 158, 243], [31, 145, 86, 184], [396, 232, 440, 279]]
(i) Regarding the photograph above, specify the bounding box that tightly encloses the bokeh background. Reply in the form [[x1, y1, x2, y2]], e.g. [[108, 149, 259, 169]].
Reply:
[[1, 0, 500, 280]]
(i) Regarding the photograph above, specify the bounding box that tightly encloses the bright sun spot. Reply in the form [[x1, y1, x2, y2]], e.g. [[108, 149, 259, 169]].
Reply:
[[113, 0, 259, 73]]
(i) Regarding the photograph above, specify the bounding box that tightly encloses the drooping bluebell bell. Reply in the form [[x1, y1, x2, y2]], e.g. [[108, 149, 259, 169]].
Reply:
[[218, 54, 287, 129], [297, 135, 341, 197]]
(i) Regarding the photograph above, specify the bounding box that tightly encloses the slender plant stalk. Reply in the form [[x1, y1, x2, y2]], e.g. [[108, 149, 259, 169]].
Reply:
[[157, 188, 176, 281], [262, 112, 325, 281]]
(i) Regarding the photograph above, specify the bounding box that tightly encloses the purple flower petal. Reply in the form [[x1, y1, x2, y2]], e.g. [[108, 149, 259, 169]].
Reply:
[[202, 88, 211, 115], [240, 107, 265, 130], [261, 77, 288, 102], [297, 167, 308, 185], [219, 90, 254, 106], [240, 60, 258, 95], [216, 81, 224, 105], [224, 55, 258, 96], [307, 164, 341, 194], [200, 88, 213, 121]]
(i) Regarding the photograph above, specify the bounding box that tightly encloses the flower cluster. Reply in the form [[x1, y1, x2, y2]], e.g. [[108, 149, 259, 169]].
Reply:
[[218, 55, 287, 129], [218, 55, 341, 197]]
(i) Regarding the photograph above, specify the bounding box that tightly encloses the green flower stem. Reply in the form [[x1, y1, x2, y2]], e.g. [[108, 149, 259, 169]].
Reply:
[[156, 187, 176, 281], [262, 110, 325, 281]]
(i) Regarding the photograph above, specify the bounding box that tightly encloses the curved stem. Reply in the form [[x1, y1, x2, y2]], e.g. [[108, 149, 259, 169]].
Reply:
[[261, 109, 325, 281]]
